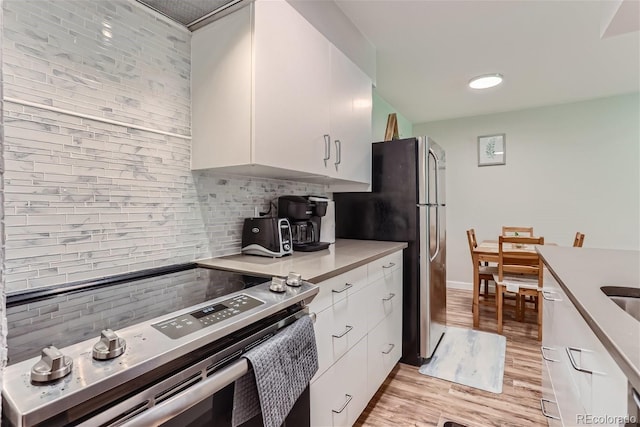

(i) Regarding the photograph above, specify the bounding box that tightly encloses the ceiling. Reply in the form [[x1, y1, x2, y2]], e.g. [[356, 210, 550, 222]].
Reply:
[[136, 0, 240, 28], [335, 0, 640, 124]]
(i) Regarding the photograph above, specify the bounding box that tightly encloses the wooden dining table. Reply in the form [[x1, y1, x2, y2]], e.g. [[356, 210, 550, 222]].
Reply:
[[472, 239, 554, 328]]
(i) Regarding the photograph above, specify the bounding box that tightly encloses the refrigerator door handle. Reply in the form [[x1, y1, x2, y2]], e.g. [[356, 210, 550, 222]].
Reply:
[[429, 148, 440, 205], [430, 205, 439, 262], [428, 148, 440, 261]]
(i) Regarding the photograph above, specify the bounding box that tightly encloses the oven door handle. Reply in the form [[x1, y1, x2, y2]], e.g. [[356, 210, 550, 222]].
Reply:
[[121, 359, 249, 427]]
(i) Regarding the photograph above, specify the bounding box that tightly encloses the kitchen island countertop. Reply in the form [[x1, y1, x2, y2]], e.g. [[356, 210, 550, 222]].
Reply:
[[537, 246, 640, 392], [197, 239, 408, 283]]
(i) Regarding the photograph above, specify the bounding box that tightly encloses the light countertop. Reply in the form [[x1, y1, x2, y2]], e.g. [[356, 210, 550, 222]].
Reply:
[[537, 246, 640, 391], [197, 239, 408, 283]]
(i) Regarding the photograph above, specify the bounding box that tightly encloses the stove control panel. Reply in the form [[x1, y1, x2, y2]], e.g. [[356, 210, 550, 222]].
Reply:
[[152, 294, 264, 339]]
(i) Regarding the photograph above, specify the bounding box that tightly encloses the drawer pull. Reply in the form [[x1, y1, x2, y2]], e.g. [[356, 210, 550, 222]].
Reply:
[[382, 293, 396, 302], [382, 344, 395, 355], [540, 398, 560, 420], [542, 290, 562, 302], [332, 283, 353, 294], [309, 312, 317, 323], [566, 347, 600, 375], [331, 394, 352, 414], [540, 346, 559, 362], [382, 262, 396, 269], [332, 325, 353, 339]]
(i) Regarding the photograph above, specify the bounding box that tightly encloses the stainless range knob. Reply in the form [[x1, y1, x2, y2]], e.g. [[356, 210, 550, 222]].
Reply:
[[93, 329, 126, 360], [286, 272, 302, 287], [269, 277, 287, 293], [31, 346, 73, 383]]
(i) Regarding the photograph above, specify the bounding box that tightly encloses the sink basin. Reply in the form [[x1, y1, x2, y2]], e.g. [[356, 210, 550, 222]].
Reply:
[[601, 286, 640, 322]]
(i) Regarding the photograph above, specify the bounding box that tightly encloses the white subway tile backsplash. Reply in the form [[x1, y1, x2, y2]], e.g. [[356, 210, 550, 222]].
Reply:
[[3, 0, 328, 293]]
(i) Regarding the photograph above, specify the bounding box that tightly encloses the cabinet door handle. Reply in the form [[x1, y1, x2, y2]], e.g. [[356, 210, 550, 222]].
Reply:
[[309, 312, 317, 323], [539, 398, 560, 420], [382, 344, 395, 355], [332, 283, 353, 294], [566, 347, 600, 374], [382, 293, 396, 302], [334, 139, 341, 170], [382, 262, 396, 269], [542, 290, 562, 301], [331, 394, 352, 414], [540, 346, 559, 362], [332, 325, 353, 339], [323, 134, 331, 166], [633, 388, 640, 410]]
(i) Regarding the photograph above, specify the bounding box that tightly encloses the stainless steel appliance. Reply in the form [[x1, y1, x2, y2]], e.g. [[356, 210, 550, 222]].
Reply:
[[278, 196, 330, 252], [2, 265, 318, 427], [334, 136, 447, 365], [241, 217, 293, 257]]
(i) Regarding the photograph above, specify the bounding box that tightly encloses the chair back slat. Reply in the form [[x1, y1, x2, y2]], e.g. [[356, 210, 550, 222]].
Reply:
[[502, 226, 534, 237], [498, 235, 544, 285], [466, 229, 477, 256]]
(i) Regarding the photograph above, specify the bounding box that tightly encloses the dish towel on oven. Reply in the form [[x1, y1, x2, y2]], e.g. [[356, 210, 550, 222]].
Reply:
[[232, 315, 318, 427]]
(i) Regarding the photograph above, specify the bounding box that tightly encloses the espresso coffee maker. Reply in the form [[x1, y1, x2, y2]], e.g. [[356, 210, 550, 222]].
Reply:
[[278, 195, 330, 252]]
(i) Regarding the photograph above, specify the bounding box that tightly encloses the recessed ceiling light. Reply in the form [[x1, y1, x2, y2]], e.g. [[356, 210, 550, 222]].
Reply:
[[469, 73, 503, 89]]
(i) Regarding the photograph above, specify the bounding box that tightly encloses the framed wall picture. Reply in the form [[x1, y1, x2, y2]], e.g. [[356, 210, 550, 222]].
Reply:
[[478, 133, 506, 166]]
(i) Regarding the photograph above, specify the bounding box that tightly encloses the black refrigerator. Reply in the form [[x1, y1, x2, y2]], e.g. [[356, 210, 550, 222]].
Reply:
[[334, 137, 446, 366]]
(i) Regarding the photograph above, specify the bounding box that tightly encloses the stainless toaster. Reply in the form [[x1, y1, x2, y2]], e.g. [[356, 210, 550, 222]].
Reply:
[[241, 217, 293, 257]]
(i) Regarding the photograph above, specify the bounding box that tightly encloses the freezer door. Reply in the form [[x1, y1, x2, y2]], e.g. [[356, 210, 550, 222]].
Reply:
[[418, 136, 447, 360], [419, 204, 446, 360]]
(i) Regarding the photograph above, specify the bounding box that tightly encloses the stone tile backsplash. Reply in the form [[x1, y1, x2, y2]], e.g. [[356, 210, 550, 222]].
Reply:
[[2, 0, 327, 292], [3, 0, 190, 136]]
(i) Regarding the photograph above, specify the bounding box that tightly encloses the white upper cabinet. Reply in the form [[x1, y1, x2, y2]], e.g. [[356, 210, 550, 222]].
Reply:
[[252, 0, 331, 178], [191, 0, 372, 187], [328, 45, 372, 185]]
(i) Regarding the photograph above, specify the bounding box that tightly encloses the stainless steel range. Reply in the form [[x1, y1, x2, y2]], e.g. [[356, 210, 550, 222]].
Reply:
[[2, 265, 318, 427]]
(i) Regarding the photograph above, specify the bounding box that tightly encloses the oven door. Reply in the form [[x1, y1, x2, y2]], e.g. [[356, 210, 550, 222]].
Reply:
[[72, 310, 310, 427]]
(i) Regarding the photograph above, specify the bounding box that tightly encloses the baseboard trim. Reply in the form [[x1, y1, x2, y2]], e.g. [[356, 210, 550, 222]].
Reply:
[[446, 281, 473, 290], [446, 281, 496, 292]]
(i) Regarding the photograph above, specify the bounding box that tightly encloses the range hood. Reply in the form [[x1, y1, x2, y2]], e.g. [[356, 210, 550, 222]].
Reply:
[[135, 0, 247, 30]]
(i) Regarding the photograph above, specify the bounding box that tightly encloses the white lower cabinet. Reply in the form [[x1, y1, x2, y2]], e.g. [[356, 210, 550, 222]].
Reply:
[[541, 272, 627, 426], [366, 305, 402, 398], [310, 251, 403, 427], [310, 336, 368, 427], [313, 289, 368, 379]]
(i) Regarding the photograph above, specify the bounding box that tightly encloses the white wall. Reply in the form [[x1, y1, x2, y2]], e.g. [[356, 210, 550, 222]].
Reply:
[[372, 89, 413, 141], [414, 93, 640, 287]]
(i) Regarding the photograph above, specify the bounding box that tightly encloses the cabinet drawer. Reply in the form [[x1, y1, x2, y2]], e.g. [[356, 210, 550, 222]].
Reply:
[[366, 271, 402, 331], [310, 336, 368, 427], [312, 289, 368, 380], [367, 306, 402, 397], [541, 359, 562, 426], [589, 337, 627, 420], [308, 265, 367, 314], [368, 251, 402, 284], [545, 346, 586, 426]]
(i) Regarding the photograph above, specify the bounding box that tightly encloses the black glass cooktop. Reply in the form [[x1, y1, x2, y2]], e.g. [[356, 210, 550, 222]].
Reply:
[[6, 266, 269, 364]]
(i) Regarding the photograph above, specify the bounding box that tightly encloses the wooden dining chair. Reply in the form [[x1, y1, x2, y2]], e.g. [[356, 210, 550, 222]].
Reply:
[[494, 235, 545, 340], [501, 226, 534, 237], [573, 232, 585, 247], [466, 229, 498, 302]]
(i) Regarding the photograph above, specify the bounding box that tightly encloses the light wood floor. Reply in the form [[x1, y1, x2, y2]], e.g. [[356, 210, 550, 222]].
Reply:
[[355, 288, 547, 427]]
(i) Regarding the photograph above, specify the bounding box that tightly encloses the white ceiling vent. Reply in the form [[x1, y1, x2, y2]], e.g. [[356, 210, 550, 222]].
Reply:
[[136, 0, 247, 30]]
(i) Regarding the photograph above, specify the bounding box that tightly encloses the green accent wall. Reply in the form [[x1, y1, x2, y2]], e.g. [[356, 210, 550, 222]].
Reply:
[[372, 89, 413, 141]]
